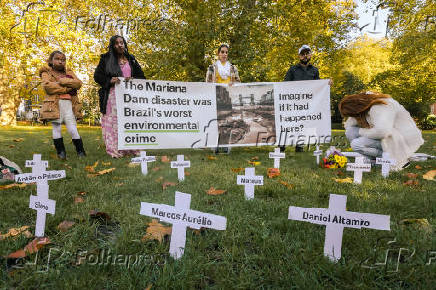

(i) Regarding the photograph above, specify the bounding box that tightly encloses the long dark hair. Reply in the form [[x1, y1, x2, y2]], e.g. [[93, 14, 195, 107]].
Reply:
[[105, 35, 129, 77], [339, 92, 390, 128]]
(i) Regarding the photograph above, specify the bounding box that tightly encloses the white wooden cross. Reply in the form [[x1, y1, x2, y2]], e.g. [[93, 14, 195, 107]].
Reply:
[[269, 148, 285, 168], [342, 152, 364, 159], [170, 155, 191, 181], [288, 194, 390, 262], [346, 156, 371, 184], [131, 151, 156, 175], [140, 191, 227, 259], [313, 145, 323, 165], [236, 168, 263, 200], [15, 154, 65, 237], [376, 152, 396, 178]]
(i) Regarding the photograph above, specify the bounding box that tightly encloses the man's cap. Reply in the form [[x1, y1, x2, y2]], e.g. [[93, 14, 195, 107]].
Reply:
[[298, 45, 311, 54]]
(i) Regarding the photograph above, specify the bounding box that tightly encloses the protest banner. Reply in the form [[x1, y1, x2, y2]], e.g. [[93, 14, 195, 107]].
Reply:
[[115, 79, 330, 149]]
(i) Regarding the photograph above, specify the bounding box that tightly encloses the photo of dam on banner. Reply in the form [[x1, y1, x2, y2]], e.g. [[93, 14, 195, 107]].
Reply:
[[216, 84, 275, 146]]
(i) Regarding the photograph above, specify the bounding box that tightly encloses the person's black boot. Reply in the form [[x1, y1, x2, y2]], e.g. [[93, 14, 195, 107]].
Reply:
[[53, 138, 67, 160], [72, 138, 86, 158]]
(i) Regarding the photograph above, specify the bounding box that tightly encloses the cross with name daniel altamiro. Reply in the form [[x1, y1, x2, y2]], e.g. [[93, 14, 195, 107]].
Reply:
[[131, 151, 156, 175], [140, 191, 227, 259], [237, 168, 263, 200], [288, 194, 390, 262], [346, 156, 371, 184], [269, 148, 285, 168], [170, 155, 191, 181], [14, 154, 66, 237]]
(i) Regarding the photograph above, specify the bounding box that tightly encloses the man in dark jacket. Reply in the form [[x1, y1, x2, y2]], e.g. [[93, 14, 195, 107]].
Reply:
[[281, 45, 320, 152], [284, 45, 319, 82]]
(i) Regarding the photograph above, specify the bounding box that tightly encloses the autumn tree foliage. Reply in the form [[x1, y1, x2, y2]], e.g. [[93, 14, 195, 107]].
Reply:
[[0, 0, 433, 126]]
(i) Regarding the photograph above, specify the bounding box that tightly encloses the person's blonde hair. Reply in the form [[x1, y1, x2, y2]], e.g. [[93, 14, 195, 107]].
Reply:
[[339, 92, 390, 128]]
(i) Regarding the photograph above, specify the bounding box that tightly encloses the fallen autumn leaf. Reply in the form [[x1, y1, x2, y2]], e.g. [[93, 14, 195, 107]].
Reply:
[[57, 221, 75, 232], [162, 181, 177, 190], [85, 161, 99, 173], [333, 177, 354, 183], [7, 237, 51, 259], [142, 219, 172, 243], [206, 187, 226, 195], [87, 168, 116, 177], [267, 168, 280, 178], [422, 170, 436, 181]]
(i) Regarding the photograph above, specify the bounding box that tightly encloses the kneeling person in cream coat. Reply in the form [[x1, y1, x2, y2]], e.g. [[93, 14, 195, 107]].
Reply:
[[339, 92, 424, 170]]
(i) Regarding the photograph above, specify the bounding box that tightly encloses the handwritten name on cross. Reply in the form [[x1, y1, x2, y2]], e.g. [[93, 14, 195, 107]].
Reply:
[[346, 156, 371, 184], [131, 151, 156, 175], [140, 191, 227, 259], [237, 168, 263, 200], [170, 155, 190, 181], [15, 154, 65, 237], [376, 152, 396, 178], [269, 148, 285, 168], [288, 194, 390, 262]]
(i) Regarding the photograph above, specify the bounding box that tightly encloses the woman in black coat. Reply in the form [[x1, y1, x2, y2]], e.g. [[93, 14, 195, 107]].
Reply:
[[94, 35, 145, 157]]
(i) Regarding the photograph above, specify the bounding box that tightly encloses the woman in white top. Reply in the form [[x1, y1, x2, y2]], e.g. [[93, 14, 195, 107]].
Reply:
[[206, 44, 240, 154], [205, 44, 240, 84], [339, 92, 424, 170]]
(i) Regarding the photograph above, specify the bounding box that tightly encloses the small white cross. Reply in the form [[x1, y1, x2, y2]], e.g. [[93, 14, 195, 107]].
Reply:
[[140, 191, 227, 259], [170, 155, 191, 181], [288, 194, 390, 262], [236, 168, 263, 200], [346, 156, 371, 184], [376, 152, 396, 178], [313, 145, 323, 165], [15, 154, 65, 237], [269, 148, 285, 168], [342, 152, 364, 159], [131, 151, 156, 175]]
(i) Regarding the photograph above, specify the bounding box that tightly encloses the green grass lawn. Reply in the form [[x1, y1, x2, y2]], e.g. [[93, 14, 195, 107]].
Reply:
[[1, 125, 435, 289]]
